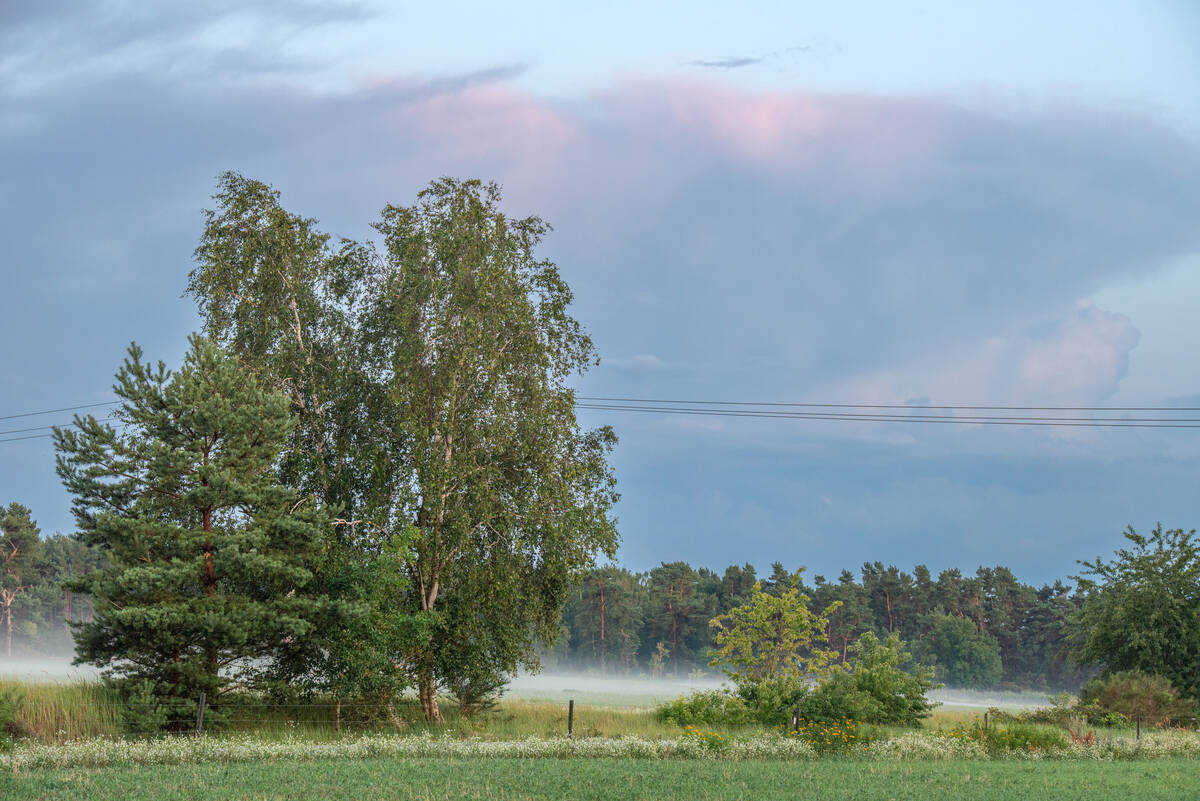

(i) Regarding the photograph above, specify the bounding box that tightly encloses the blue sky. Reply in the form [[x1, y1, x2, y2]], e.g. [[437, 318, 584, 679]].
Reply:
[[2, 1, 1198, 584]]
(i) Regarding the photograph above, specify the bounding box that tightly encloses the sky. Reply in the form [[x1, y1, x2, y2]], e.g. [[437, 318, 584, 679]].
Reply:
[[2, 0, 1199, 585]]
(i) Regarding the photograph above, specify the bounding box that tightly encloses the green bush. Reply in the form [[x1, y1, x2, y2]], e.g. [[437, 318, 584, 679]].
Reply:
[[736, 675, 811, 726], [988, 693, 1080, 727], [115, 679, 171, 736], [655, 690, 748, 726], [937, 721, 1068, 754], [782, 716, 864, 755], [796, 672, 875, 723], [1080, 671, 1197, 727], [977, 722, 1067, 754], [795, 632, 936, 726]]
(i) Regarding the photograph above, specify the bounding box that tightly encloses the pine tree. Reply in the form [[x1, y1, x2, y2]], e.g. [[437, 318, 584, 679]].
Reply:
[[54, 336, 341, 725], [1, 503, 42, 657]]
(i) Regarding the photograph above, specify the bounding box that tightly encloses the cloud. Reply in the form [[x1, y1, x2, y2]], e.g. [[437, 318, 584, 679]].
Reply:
[[688, 42, 846, 71], [689, 57, 764, 69], [4, 30, 1200, 562], [0, 0, 374, 96], [1017, 303, 1141, 401]]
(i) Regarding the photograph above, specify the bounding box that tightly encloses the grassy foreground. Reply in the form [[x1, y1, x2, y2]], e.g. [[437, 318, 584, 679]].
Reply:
[[4, 756, 1198, 801]]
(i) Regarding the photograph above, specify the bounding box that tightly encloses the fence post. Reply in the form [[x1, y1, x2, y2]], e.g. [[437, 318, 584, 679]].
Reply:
[[195, 692, 207, 737], [983, 712, 988, 732], [568, 699, 574, 738], [1136, 717, 1140, 740], [792, 705, 800, 733]]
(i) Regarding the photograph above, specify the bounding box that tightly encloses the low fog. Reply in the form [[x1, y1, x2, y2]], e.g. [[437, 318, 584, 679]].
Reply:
[[2, 658, 1048, 711]]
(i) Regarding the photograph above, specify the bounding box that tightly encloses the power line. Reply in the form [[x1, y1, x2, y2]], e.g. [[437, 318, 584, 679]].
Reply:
[[576, 396, 1200, 412], [4, 394, 1200, 444], [575, 403, 1200, 428], [0, 433, 56, 443], [0, 401, 119, 422], [0, 417, 118, 438]]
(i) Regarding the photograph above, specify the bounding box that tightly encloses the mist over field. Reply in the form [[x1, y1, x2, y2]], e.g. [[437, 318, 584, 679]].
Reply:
[[504, 671, 1046, 710], [1, 658, 1044, 710]]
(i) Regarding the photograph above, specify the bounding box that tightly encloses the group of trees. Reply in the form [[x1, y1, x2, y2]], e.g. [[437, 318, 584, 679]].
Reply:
[[1, 504, 100, 657], [659, 573, 938, 727], [5, 171, 1196, 729], [42, 173, 619, 724], [553, 559, 1090, 690]]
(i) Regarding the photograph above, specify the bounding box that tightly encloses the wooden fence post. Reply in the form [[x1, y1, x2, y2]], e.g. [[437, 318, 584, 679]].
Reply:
[[568, 699, 575, 738], [792, 705, 800, 733], [983, 712, 988, 732], [1136, 717, 1140, 740], [195, 692, 206, 737]]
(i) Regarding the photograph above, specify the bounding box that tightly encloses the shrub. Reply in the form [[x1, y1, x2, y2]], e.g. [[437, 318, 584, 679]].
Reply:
[[679, 724, 730, 753], [115, 680, 171, 736], [781, 717, 864, 755], [978, 722, 1067, 754], [796, 672, 875, 723], [1080, 671, 1197, 727], [443, 663, 507, 720], [987, 693, 1081, 727], [736, 675, 811, 726], [941, 721, 1067, 754], [796, 633, 936, 726], [840, 632, 936, 725], [655, 690, 747, 726]]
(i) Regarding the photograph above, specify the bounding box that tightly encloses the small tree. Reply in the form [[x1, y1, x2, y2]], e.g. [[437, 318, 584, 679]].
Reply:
[[1080, 671, 1197, 727], [822, 631, 937, 725], [54, 336, 343, 725], [709, 572, 840, 687], [1, 503, 42, 657], [1070, 525, 1200, 698]]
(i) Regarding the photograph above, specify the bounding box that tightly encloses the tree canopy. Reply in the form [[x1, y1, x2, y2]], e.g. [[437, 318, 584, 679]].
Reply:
[[1070, 524, 1200, 698], [54, 336, 342, 722], [187, 173, 619, 720], [709, 572, 839, 686]]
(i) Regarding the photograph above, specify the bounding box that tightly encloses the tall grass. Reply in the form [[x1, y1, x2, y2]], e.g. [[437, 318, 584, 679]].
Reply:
[[0, 680, 121, 741], [0, 680, 685, 743]]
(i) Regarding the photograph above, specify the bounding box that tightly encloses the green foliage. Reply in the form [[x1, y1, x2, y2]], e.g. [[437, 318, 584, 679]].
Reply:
[[1080, 671, 1197, 727], [441, 657, 508, 720], [913, 613, 1003, 688], [53, 337, 346, 725], [655, 690, 748, 726], [1071, 525, 1200, 699], [679, 724, 731, 753], [799, 633, 936, 726], [843, 632, 937, 725], [709, 572, 839, 689], [1, 503, 43, 658], [188, 174, 620, 721], [114, 680, 171, 737], [782, 717, 864, 755], [738, 675, 812, 726], [974, 722, 1068, 754]]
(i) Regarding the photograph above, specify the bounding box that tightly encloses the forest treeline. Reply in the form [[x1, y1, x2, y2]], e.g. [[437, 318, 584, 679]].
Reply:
[[0, 504, 101, 657], [4, 504, 1083, 692], [549, 560, 1090, 691]]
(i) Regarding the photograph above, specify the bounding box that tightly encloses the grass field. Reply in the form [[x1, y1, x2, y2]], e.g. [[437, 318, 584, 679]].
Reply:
[[0, 675, 1073, 745], [3, 756, 1198, 801]]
